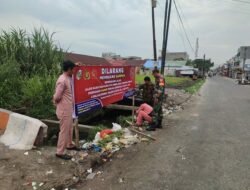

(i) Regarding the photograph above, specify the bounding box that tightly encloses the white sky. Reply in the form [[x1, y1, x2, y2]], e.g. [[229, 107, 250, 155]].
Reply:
[[0, 0, 250, 66]]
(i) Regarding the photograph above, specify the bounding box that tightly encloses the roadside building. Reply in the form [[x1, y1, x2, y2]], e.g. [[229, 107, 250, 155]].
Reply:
[[102, 52, 121, 60], [164, 60, 186, 76], [176, 66, 198, 77], [66, 52, 145, 74], [228, 46, 250, 79], [158, 51, 189, 61]]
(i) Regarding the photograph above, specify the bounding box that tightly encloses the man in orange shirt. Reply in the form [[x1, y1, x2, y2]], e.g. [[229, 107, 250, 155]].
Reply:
[[53, 60, 79, 160]]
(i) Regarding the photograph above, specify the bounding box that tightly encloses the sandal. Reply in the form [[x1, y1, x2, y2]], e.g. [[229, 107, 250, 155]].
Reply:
[[56, 154, 72, 160], [66, 146, 81, 151]]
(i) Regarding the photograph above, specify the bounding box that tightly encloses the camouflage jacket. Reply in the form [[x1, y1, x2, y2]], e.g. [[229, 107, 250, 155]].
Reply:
[[139, 82, 155, 103]]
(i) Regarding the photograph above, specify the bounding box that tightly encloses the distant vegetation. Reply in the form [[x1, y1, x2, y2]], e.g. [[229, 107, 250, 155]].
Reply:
[[0, 27, 64, 118], [184, 79, 205, 94], [136, 74, 193, 88]]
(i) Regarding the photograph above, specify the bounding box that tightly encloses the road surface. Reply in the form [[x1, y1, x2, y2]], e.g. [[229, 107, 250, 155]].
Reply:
[[82, 77, 250, 190]]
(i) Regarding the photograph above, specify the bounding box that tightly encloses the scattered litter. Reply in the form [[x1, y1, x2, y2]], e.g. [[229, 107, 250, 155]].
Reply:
[[97, 171, 103, 175], [112, 123, 122, 131], [101, 178, 105, 181], [93, 132, 101, 143], [86, 172, 96, 180], [79, 139, 86, 144], [39, 183, 44, 187], [71, 158, 76, 162], [51, 188, 56, 190], [100, 129, 113, 139], [32, 182, 37, 190], [93, 144, 102, 152], [23, 182, 30, 186], [112, 137, 119, 144], [141, 138, 150, 142], [87, 168, 92, 174], [73, 176, 79, 183], [37, 151, 42, 155], [79, 152, 88, 159], [24, 152, 29, 156], [118, 178, 124, 183], [46, 170, 53, 175], [82, 142, 92, 150], [111, 146, 120, 153], [182, 155, 186, 160]]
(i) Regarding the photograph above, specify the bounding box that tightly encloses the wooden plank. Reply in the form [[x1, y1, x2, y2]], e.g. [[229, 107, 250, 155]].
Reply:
[[105, 104, 138, 111], [74, 118, 80, 147], [42, 119, 95, 130], [132, 96, 135, 123], [130, 128, 156, 141], [125, 120, 156, 141]]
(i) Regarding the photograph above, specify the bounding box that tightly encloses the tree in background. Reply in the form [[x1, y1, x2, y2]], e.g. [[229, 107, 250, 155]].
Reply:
[[186, 59, 214, 73]]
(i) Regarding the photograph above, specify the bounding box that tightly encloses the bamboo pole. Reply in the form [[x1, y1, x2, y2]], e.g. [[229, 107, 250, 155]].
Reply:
[[74, 118, 79, 148], [130, 128, 156, 141], [132, 95, 135, 124]]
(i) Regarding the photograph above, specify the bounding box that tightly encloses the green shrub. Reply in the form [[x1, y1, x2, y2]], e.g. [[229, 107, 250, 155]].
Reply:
[[22, 75, 57, 118], [116, 115, 133, 127], [0, 61, 23, 109]]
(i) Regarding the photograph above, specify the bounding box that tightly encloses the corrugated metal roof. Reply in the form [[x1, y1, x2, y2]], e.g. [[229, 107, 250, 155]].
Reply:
[[165, 61, 186, 67], [65, 52, 145, 67], [65, 52, 112, 66]]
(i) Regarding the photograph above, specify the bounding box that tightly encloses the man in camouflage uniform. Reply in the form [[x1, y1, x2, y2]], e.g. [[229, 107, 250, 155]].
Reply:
[[146, 69, 165, 131], [139, 76, 155, 106]]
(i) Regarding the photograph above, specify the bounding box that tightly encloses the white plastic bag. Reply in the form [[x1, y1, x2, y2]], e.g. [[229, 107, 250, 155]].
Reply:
[[93, 132, 101, 143], [112, 123, 122, 132]]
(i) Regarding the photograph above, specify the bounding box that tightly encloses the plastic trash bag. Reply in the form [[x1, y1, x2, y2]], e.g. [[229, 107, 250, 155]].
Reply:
[[112, 123, 122, 132], [100, 129, 113, 139], [93, 132, 101, 143]]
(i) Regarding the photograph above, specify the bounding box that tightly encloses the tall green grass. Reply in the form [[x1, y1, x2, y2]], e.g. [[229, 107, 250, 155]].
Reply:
[[0, 27, 65, 118]]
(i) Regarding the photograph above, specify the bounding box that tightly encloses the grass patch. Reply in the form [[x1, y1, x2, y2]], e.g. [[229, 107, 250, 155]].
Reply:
[[136, 74, 192, 87], [184, 79, 205, 94]]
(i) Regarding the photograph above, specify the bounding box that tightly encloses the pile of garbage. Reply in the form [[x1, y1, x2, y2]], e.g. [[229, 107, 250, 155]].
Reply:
[[163, 101, 184, 116], [80, 123, 141, 161]]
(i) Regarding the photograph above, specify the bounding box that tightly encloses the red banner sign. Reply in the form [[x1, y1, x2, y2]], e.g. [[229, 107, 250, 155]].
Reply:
[[73, 66, 135, 116]]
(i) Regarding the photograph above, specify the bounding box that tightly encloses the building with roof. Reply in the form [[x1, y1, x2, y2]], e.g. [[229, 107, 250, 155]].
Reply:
[[164, 60, 187, 76], [65, 52, 112, 66], [65, 52, 145, 74], [159, 51, 189, 61]]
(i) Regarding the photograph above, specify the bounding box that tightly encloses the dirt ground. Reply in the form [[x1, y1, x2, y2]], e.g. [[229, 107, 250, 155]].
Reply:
[[0, 89, 191, 190]]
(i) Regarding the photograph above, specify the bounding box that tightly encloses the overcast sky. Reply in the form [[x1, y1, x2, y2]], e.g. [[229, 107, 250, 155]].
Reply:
[[0, 0, 250, 65]]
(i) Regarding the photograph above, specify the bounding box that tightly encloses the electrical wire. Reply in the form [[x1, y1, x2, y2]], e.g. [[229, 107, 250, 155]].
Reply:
[[232, 0, 250, 4], [157, 0, 188, 52], [173, 0, 195, 53]]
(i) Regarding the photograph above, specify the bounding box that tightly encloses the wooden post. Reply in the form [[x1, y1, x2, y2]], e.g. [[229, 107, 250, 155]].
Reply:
[[74, 118, 80, 148], [132, 95, 135, 124]]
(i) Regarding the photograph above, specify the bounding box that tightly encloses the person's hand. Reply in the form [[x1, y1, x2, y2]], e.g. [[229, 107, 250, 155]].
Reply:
[[52, 98, 56, 106]]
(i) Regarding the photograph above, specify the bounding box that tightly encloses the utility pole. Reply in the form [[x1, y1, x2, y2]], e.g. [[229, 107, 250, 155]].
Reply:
[[151, 0, 157, 61], [161, 0, 172, 75], [195, 38, 199, 59], [203, 54, 206, 79], [243, 47, 247, 79]]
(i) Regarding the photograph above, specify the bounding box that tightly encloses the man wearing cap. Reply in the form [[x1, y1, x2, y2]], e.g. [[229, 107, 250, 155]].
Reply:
[[53, 60, 79, 160]]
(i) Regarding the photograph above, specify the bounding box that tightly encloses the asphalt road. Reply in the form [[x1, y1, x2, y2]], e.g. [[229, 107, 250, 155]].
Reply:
[[82, 77, 250, 190]]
